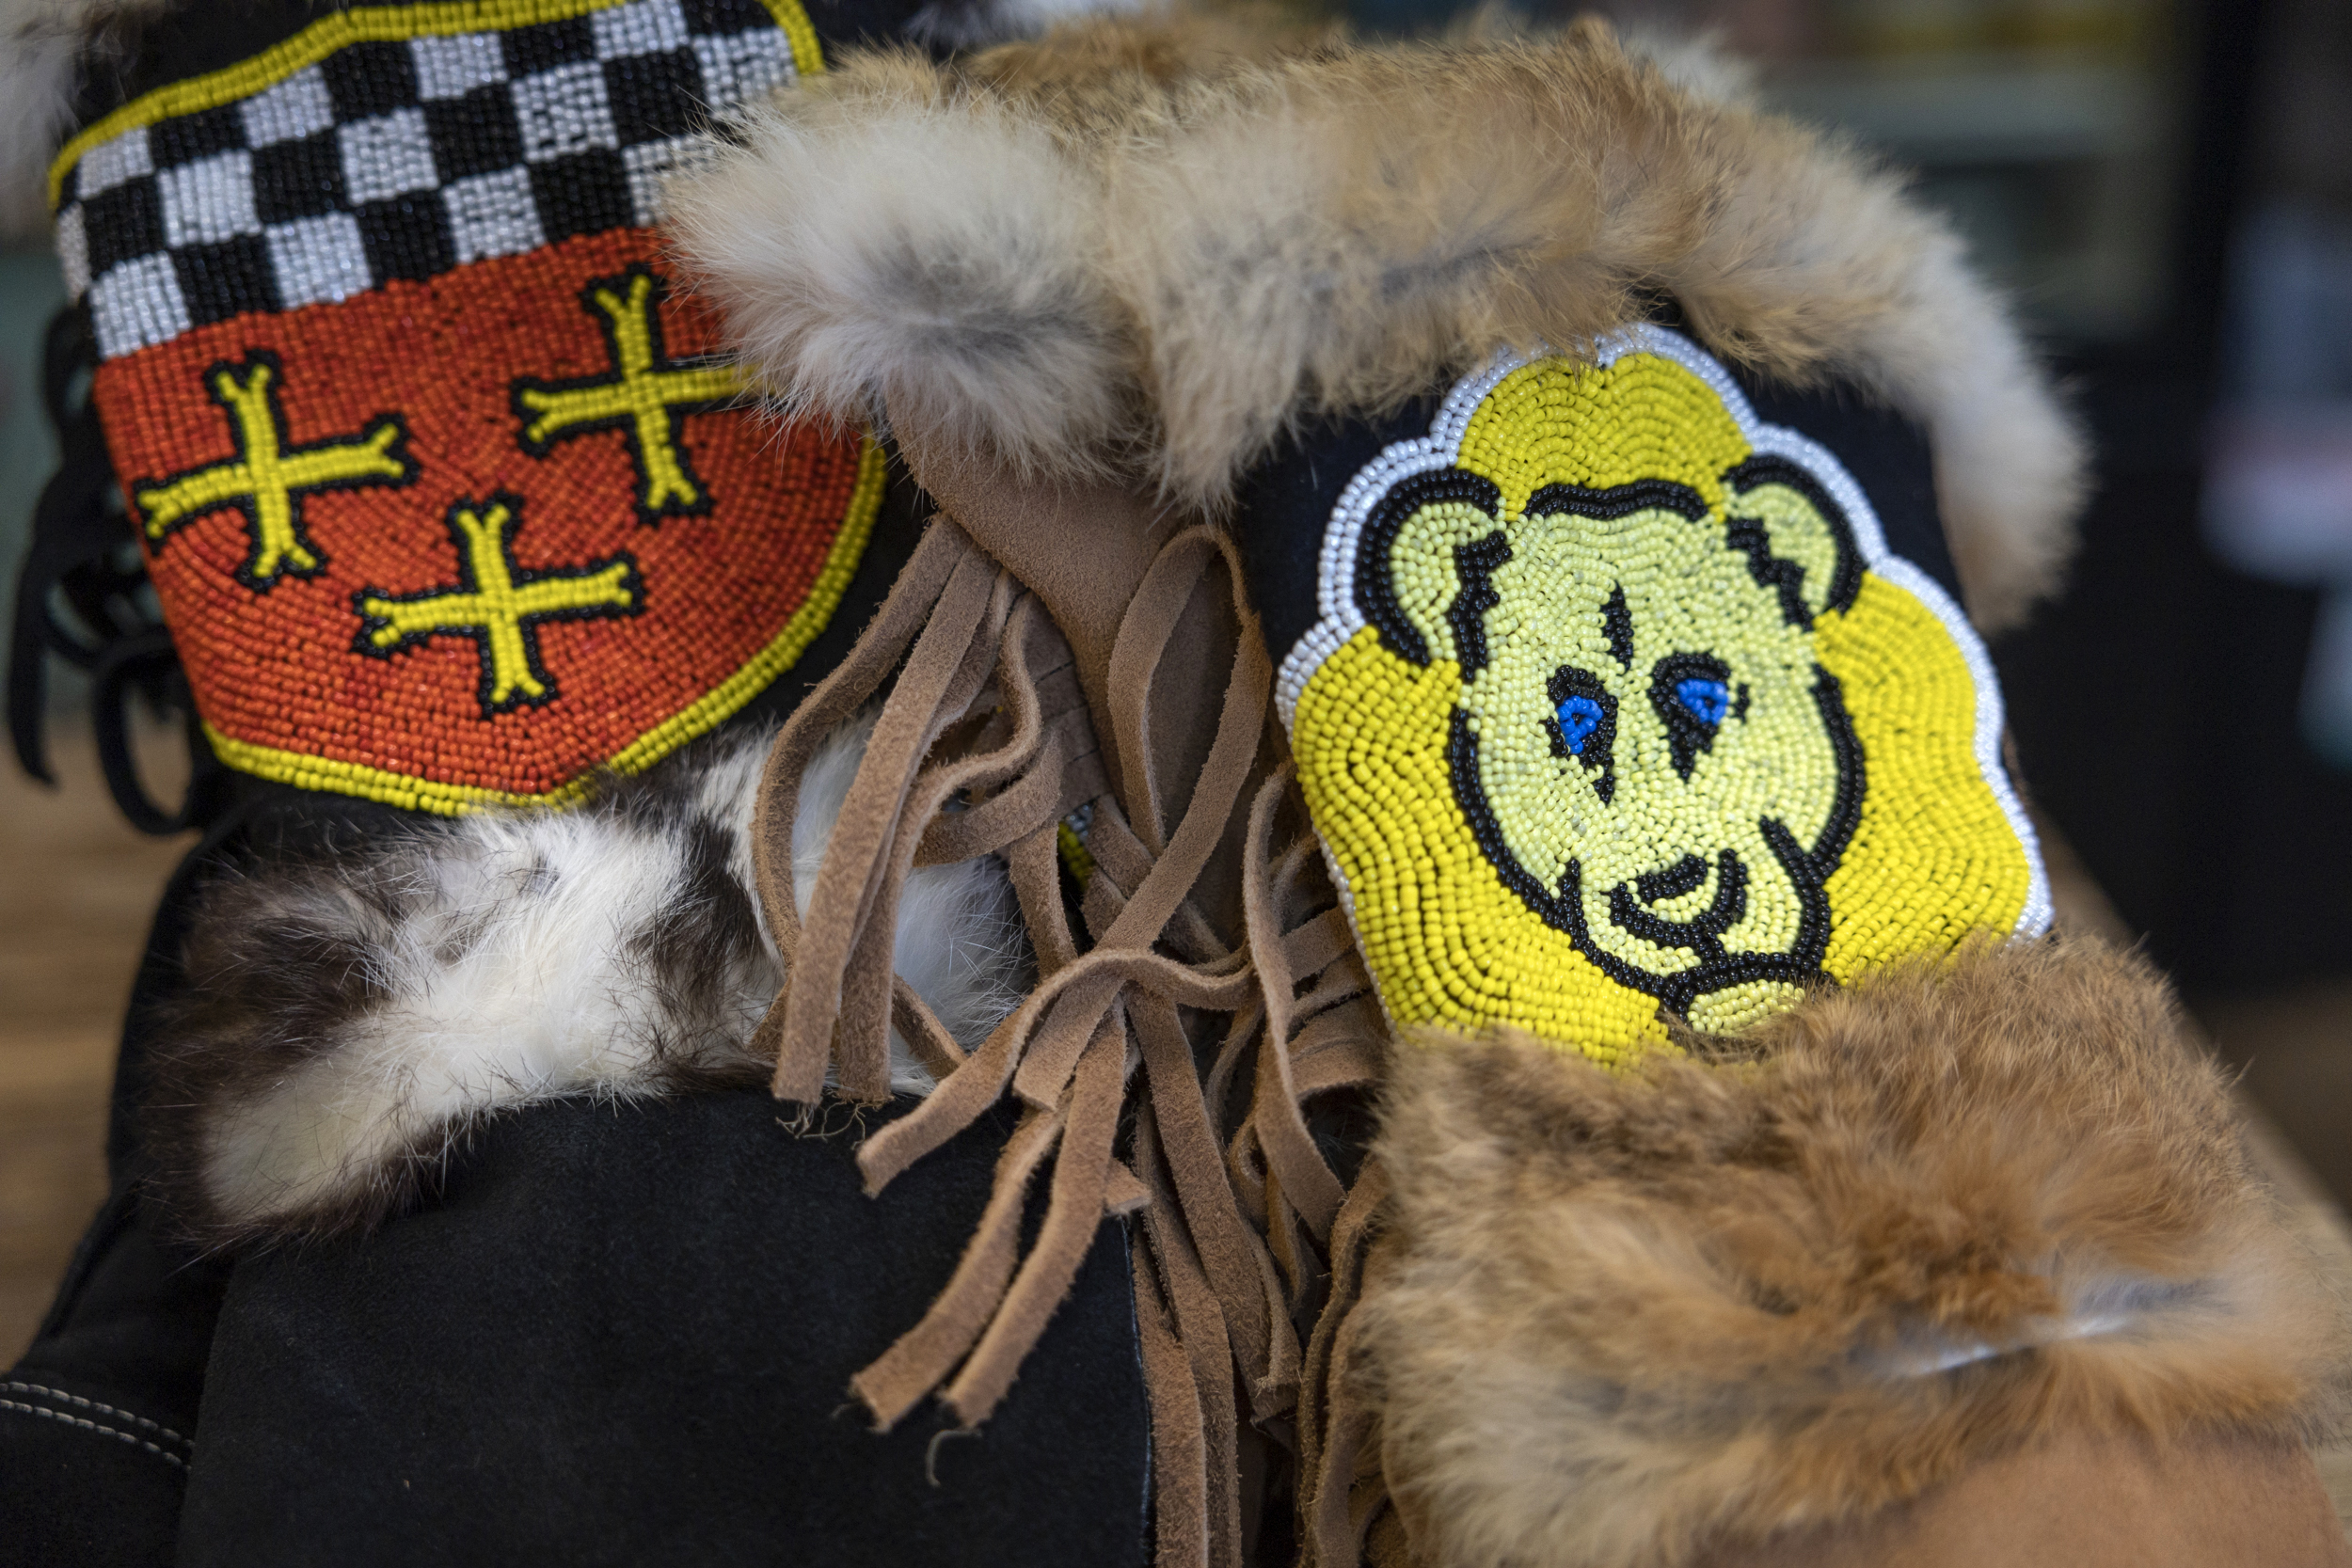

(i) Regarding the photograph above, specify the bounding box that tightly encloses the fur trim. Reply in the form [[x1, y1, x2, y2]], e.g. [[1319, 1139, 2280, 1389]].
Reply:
[[673, 51, 1131, 482], [0, 0, 166, 241], [1610, 24, 1760, 105], [903, 0, 1150, 50], [1360, 939, 2347, 1568], [670, 15, 2084, 628], [665, 7, 1322, 483], [144, 716, 1030, 1243]]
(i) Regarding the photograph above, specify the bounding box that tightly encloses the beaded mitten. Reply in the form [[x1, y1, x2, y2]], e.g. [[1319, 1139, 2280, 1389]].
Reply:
[[41, 0, 897, 814]]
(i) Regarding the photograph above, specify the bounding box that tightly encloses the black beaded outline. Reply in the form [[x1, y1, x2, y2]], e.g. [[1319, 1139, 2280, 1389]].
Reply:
[[1721, 453, 1864, 628], [1544, 663, 1618, 803], [1600, 584, 1636, 671], [1446, 666, 1865, 1015], [1647, 650, 1745, 782], [509, 262, 742, 528], [1353, 466, 1868, 1014], [1523, 477, 1710, 528], [129, 348, 419, 593], [1354, 467, 1502, 667], [350, 489, 645, 718], [1446, 529, 1512, 678]]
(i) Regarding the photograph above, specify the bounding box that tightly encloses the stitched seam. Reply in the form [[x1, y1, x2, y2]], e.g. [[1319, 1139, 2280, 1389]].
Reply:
[[0, 1399, 189, 1470], [2, 1382, 190, 1448]]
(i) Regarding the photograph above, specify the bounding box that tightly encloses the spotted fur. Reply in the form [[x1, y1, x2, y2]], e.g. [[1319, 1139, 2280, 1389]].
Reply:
[[142, 716, 1030, 1242]]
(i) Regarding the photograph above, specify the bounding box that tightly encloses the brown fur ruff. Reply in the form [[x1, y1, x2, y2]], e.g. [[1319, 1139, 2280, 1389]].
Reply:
[[667, 12, 2085, 628], [1357, 938, 2346, 1568]]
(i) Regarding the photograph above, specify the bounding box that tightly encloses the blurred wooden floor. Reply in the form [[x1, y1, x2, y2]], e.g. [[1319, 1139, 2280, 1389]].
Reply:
[[0, 723, 192, 1362]]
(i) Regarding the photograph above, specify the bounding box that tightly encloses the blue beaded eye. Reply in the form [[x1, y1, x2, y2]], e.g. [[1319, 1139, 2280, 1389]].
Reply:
[[1675, 677, 1730, 727], [1556, 694, 1606, 754]]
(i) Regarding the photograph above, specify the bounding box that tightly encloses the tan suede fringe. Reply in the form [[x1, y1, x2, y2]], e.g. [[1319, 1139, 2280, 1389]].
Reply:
[[744, 505, 1397, 1564]]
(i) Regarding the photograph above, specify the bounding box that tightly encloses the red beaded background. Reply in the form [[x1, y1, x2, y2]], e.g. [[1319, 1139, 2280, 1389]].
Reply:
[[93, 226, 869, 807]]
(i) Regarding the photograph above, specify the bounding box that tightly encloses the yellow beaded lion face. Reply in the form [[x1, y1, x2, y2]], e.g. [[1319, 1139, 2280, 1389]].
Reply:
[[1382, 451, 1863, 1023], [1275, 327, 2050, 1062]]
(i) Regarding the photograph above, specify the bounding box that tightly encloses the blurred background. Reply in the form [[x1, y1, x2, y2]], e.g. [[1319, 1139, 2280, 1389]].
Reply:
[[4, 0, 2351, 1358]]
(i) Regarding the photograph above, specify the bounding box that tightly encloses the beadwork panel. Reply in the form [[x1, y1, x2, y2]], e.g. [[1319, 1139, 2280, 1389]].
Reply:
[[50, 0, 812, 359], [94, 230, 879, 811], [51, 0, 882, 814], [1275, 326, 2050, 1061]]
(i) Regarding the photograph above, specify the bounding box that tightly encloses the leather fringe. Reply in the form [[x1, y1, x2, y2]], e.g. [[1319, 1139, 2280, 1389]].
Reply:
[[744, 513, 1392, 1564]]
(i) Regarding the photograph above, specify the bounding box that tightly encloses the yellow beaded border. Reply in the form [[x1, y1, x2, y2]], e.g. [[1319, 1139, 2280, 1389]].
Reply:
[[202, 433, 883, 815], [48, 0, 825, 211]]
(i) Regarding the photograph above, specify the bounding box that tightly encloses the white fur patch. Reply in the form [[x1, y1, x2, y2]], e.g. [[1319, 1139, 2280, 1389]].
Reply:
[[666, 84, 1126, 481], [0, 0, 137, 240], [196, 716, 1027, 1232], [905, 0, 1148, 49]]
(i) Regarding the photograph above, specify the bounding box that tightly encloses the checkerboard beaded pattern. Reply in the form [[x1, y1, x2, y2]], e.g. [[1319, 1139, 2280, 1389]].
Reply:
[[55, 0, 800, 361]]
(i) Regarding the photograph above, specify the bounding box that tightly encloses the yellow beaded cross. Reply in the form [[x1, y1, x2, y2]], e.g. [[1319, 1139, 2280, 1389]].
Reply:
[[512, 265, 745, 525], [131, 353, 415, 590], [1275, 326, 2049, 1064], [354, 496, 641, 716]]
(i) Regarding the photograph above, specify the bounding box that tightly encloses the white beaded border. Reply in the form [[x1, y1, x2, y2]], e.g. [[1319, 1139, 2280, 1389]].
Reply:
[[1272, 323, 2053, 942]]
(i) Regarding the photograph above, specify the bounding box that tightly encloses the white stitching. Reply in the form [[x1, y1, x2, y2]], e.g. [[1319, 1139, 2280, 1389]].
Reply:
[[2, 1382, 189, 1448], [0, 1398, 189, 1469]]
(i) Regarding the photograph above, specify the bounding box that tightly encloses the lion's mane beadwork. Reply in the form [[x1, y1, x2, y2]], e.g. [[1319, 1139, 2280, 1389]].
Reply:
[[1276, 325, 2052, 1060]]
